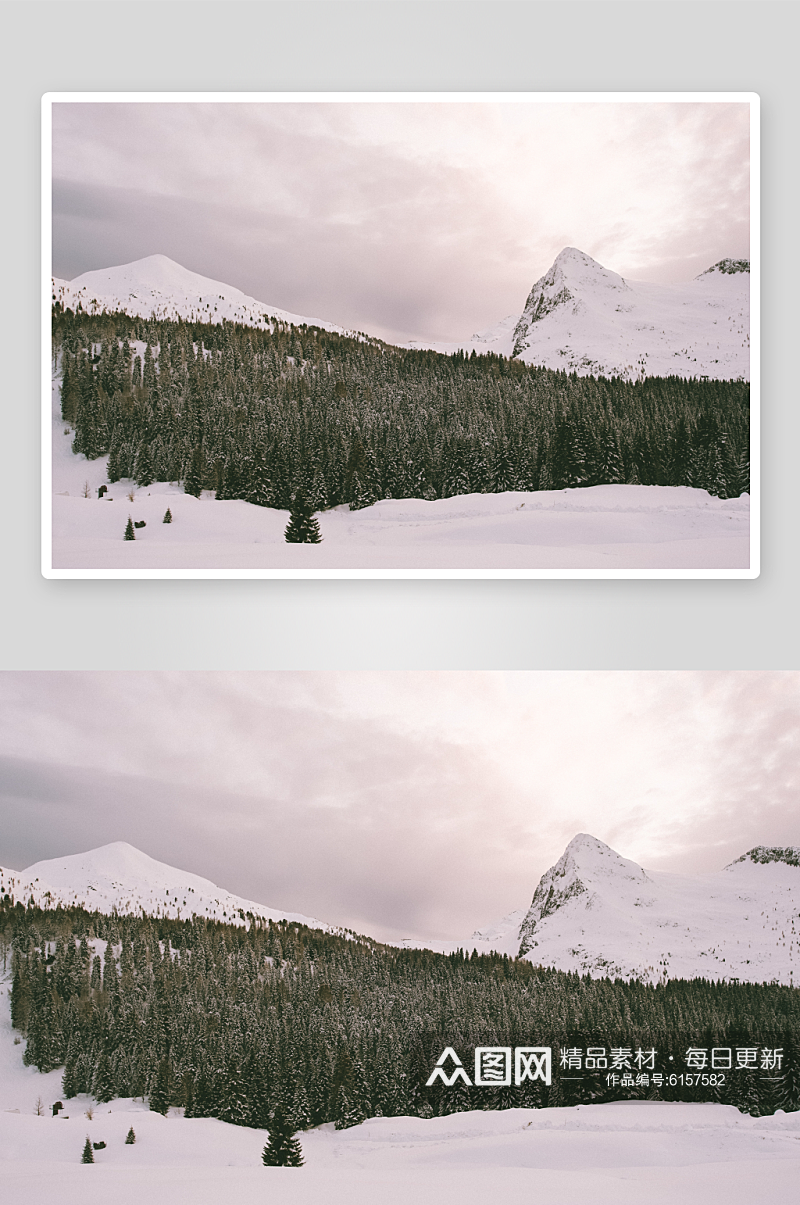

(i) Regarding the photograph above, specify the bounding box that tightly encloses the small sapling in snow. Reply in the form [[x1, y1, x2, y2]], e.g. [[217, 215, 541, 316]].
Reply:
[[163, 508, 173, 523], [124, 517, 135, 540], [125, 1126, 136, 1144], [81, 1137, 94, 1164]]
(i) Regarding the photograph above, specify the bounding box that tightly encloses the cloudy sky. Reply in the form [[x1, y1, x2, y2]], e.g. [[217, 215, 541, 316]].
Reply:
[[0, 672, 795, 943], [51, 98, 751, 344]]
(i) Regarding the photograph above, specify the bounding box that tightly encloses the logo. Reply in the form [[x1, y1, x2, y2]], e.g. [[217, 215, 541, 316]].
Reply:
[[426, 1046, 552, 1088]]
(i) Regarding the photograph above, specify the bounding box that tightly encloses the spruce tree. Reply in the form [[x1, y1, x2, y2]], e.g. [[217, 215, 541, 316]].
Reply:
[[284, 493, 322, 543], [93, 1050, 117, 1103], [134, 442, 154, 488], [163, 508, 173, 524], [81, 1136, 94, 1164], [125, 1126, 136, 1144], [62, 1051, 78, 1099], [124, 516, 135, 540], [261, 1105, 304, 1167], [149, 1057, 171, 1116], [184, 448, 204, 498]]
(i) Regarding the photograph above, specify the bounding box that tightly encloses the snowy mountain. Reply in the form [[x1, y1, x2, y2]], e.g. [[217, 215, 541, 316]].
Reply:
[[51, 248, 750, 384], [404, 248, 750, 382], [51, 254, 364, 339], [4, 835, 792, 983], [510, 249, 750, 381], [515, 834, 799, 985], [0, 841, 329, 931]]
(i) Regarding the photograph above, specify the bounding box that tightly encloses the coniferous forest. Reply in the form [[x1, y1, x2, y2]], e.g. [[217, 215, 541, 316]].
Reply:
[[52, 306, 750, 510], [6, 900, 797, 1130]]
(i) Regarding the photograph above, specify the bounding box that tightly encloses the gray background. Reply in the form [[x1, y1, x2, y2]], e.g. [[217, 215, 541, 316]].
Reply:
[[1, 0, 797, 670]]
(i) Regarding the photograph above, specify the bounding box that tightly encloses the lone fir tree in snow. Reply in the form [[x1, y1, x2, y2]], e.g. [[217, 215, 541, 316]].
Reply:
[[261, 1105, 304, 1167], [81, 1136, 94, 1164], [284, 492, 322, 544], [125, 1126, 136, 1144], [124, 516, 135, 540], [162, 507, 173, 524]]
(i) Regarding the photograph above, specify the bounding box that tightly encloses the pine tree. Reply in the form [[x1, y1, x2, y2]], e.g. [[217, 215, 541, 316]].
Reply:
[[125, 1126, 136, 1144], [134, 441, 154, 488], [334, 1087, 365, 1130], [124, 516, 135, 540], [284, 493, 322, 543], [261, 1105, 304, 1167], [62, 1049, 78, 1099], [290, 1083, 312, 1131], [163, 508, 173, 524], [149, 1057, 171, 1116], [184, 448, 204, 498], [93, 1050, 117, 1103], [81, 1136, 94, 1164]]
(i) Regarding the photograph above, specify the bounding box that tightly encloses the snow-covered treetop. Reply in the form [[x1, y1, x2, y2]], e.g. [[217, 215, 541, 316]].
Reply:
[[728, 846, 800, 868], [699, 258, 750, 276]]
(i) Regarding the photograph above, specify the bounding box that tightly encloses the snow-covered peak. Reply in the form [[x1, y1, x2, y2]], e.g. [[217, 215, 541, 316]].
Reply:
[[1, 842, 330, 931], [515, 834, 799, 985], [557, 832, 651, 882], [51, 255, 361, 339], [507, 246, 749, 380], [546, 246, 630, 294], [511, 250, 631, 356], [24, 840, 226, 900], [57, 254, 230, 300], [517, 833, 651, 959]]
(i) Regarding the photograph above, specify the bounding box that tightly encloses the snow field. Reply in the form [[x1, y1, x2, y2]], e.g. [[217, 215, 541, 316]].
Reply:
[[50, 410, 749, 573]]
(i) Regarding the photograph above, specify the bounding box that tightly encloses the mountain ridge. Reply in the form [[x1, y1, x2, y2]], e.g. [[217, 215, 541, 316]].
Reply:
[[1, 841, 331, 932], [52, 254, 364, 341], [4, 834, 795, 984], [52, 247, 750, 383]]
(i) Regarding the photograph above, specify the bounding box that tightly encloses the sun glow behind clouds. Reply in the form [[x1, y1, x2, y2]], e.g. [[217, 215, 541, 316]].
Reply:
[[51, 100, 750, 344]]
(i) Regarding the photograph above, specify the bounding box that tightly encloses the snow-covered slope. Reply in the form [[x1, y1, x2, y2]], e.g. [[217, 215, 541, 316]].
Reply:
[[510, 249, 749, 381], [515, 834, 799, 985], [404, 249, 750, 382], [0, 842, 329, 931], [51, 254, 363, 339]]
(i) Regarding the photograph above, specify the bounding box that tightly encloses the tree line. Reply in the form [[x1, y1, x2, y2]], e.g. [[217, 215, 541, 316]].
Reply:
[[52, 306, 750, 511], [6, 900, 796, 1129]]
